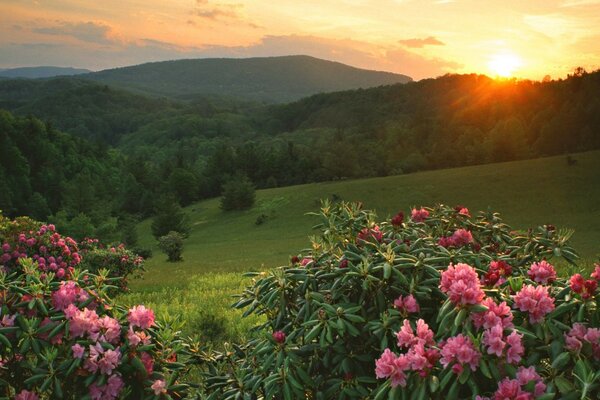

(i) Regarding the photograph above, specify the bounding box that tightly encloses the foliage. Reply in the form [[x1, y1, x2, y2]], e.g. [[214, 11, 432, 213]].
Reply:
[[199, 201, 599, 399], [150, 197, 190, 240], [0, 214, 192, 399], [220, 175, 256, 211], [78, 239, 145, 292], [157, 232, 185, 262]]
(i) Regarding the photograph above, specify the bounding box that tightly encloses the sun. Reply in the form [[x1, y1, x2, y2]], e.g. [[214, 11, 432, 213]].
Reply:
[[487, 52, 523, 77]]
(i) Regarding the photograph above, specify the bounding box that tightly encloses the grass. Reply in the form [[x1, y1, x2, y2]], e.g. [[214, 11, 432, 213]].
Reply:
[[118, 272, 264, 342], [132, 150, 600, 292]]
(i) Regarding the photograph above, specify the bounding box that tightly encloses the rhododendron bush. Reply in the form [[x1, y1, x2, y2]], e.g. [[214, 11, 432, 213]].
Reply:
[[0, 214, 191, 399], [201, 202, 599, 399]]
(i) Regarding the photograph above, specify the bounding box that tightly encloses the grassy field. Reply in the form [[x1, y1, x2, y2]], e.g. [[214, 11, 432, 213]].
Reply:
[[122, 150, 599, 342], [132, 150, 600, 291]]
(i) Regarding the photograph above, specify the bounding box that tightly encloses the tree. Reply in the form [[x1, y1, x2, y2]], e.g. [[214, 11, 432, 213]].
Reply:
[[158, 231, 184, 262], [168, 168, 198, 206], [220, 175, 255, 211], [151, 196, 190, 239]]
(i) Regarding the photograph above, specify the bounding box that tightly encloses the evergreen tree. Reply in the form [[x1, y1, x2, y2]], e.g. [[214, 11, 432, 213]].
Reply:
[[151, 196, 191, 239]]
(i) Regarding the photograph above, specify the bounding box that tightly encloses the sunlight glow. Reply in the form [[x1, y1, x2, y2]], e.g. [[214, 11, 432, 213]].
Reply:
[[487, 52, 523, 77]]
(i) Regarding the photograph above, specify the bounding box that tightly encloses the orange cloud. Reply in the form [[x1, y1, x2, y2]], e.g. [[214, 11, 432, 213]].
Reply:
[[398, 36, 445, 48]]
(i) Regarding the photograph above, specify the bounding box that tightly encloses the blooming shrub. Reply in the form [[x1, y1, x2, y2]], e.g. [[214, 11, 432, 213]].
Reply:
[[0, 214, 191, 399], [78, 239, 145, 292], [200, 201, 599, 399]]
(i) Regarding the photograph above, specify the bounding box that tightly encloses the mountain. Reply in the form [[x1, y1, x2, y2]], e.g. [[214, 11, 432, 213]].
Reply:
[[84, 55, 412, 103], [0, 66, 92, 79]]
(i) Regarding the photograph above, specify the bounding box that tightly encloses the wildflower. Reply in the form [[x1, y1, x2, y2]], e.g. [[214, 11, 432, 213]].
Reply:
[[527, 261, 557, 284], [440, 263, 485, 306], [151, 379, 167, 395], [14, 390, 39, 400], [128, 305, 155, 329], [339, 259, 349, 268], [375, 349, 410, 387], [505, 331, 525, 364], [513, 285, 555, 324], [72, 343, 85, 359], [141, 352, 154, 374], [570, 274, 598, 299], [482, 260, 512, 286], [411, 208, 429, 222], [391, 212, 404, 227], [272, 330, 286, 343], [439, 334, 480, 371], [357, 226, 383, 243], [393, 294, 420, 314], [591, 263, 600, 281], [89, 375, 124, 400], [472, 298, 514, 330], [516, 366, 546, 397]]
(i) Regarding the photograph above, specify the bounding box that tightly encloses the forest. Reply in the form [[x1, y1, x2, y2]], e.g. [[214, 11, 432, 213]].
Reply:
[[0, 68, 599, 242]]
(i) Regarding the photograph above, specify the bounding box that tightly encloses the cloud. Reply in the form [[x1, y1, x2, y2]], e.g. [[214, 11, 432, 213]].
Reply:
[[398, 36, 445, 48], [33, 21, 114, 44], [189, 2, 261, 28]]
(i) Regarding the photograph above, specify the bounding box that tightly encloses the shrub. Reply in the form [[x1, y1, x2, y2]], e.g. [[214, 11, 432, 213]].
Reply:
[[200, 201, 599, 399], [158, 232, 184, 262], [220, 175, 255, 211], [78, 239, 145, 292], [0, 214, 191, 399]]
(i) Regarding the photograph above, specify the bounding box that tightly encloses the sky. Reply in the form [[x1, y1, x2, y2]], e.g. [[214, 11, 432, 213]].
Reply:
[[1, 0, 600, 80]]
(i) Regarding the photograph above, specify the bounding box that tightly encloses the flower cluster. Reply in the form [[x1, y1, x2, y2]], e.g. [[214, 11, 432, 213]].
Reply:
[[527, 260, 557, 284], [357, 226, 383, 243], [481, 324, 524, 364], [1, 223, 80, 279], [569, 272, 598, 300], [512, 284, 555, 324], [482, 260, 512, 287], [564, 323, 600, 359], [410, 208, 430, 222], [478, 367, 546, 400], [376, 319, 439, 387], [393, 294, 420, 314], [439, 334, 481, 373], [440, 263, 485, 306], [472, 298, 514, 330], [437, 228, 474, 248]]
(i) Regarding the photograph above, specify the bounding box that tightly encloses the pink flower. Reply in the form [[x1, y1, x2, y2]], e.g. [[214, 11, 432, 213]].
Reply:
[[151, 379, 167, 395], [89, 316, 121, 344], [128, 305, 155, 330], [505, 331, 524, 364], [141, 351, 154, 374], [396, 319, 434, 349], [52, 281, 89, 311], [357, 226, 383, 243], [527, 261, 557, 284], [439, 334, 480, 371], [591, 264, 600, 281], [411, 208, 429, 222], [512, 284, 555, 324], [1, 314, 16, 327], [492, 378, 527, 400], [391, 212, 404, 227], [375, 349, 410, 387], [90, 375, 124, 400], [85, 344, 121, 375], [440, 263, 485, 306], [300, 257, 313, 267], [457, 207, 470, 217], [451, 229, 474, 247], [272, 330, 286, 343], [472, 298, 514, 330], [393, 294, 420, 314], [482, 260, 512, 287], [14, 390, 39, 400], [72, 343, 85, 359], [68, 307, 100, 339], [516, 366, 546, 397], [483, 324, 506, 357]]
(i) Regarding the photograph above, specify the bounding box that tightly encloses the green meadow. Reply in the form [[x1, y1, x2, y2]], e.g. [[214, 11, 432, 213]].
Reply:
[[122, 150, 600, 341]]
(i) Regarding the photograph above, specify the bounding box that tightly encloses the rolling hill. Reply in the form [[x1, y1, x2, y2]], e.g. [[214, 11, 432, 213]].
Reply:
[[0, 66, 91, 79], [83, 55, 412, 102], [132, 150, 600, 291]]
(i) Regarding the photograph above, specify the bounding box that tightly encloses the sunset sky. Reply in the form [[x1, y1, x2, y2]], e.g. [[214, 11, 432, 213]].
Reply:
[[1, 0, 600, 80]]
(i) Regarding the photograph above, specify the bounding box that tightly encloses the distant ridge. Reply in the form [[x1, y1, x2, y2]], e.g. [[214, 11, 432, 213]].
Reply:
[[84, 55, 412, 103], [0, 66, 92, 79]]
